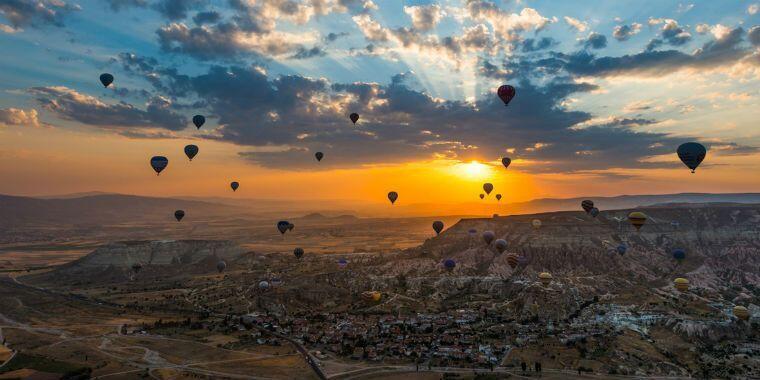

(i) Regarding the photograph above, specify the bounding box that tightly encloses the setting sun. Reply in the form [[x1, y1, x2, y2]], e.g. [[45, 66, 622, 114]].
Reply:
[[452, 161, 494, 181]]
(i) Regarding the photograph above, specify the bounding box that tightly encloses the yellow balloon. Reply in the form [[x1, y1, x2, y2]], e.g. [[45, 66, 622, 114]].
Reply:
[[733, 306, 749, 321], [628, 211, 648, 231], [674, 277, 689, 292], [532, 219, 542, 229], [538, 272, 552, 286]]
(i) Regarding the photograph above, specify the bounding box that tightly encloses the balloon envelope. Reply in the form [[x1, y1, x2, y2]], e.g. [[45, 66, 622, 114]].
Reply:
[[349, 113, 359, 124], [581, 200, 594, 213], [293, 248, 304, 259], [628, 212, 647, 231], [495, 194, 502, 201], [589, 207, 600, 217], [479, 194, 485, 199], [216, 261, 226, 273], [259, 281, 270, 290], [677, 142, 706, 173], [532, 219, 542, 229], [733, 306, 749, 321], [432, 221, 444, 235], [184, 144, 199, 161], [501, 157, 511, 169], [193, 115, 206, 129], [497, 85, 516, 106], [315, 152, 323, 161], [443, 259, 456, 270], [150, 156, 169, 175], [174, 210, 185, 221], [100, 73, 114, 87], [482, 231, 495, 245], [494, 239, 507, 254], [674, 278, 689, 292], [387, 191, 398, 204], [539, 272, 552, 286], [616, 244, 627, 255], [338, 258, 348, 268], [230, 181, 239, 191], [483, 183, 493, 195], [506, 253, 519, 269], [672, 248, 686, 261], [277, 221, 290, 234]]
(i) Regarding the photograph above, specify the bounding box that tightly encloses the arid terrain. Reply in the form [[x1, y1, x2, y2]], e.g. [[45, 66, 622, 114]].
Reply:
[[1, 200, 758, 379]]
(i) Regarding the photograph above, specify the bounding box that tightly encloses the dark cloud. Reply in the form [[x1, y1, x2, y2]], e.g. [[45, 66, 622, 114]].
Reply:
[[612, 23, 642, 41], [646, 20, 691, 51], [28, 87, 187, 131], [582, 33, 607, 50], [531, 27, 750, 78], [521, 37, 556, 52], [749, 26, 760, 46], [0, 0, 80, 28], [104, 0, 148, 11], [156, 22, 249, 60], [192, 10, 220, 25], [325, 31, 349, 43], [153, 0, 206, 21], [290, 46, 327, 59]]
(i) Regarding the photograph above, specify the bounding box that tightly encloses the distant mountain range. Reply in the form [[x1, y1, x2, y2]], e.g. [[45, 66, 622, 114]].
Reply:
[[3, 192, 760, 226]]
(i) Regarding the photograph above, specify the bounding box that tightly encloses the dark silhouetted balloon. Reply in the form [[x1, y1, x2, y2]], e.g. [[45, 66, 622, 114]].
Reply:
[[184, 144, 198, 161], [444, 259, 456, 270], [494, 239, 507, 254], [497, 85, 516, 106], [174, 210, 185, 221], [288, 223, 294, 231], [677, 142, 706, 173], [99, 73, 114, 87], [293, 247, 304, 259], [589, 207, 600, 217], [432, 220, 444, 235], [483, 183, 493, 195], [479, 193, 485, 199], [388, 191, 398, 204], [150, 156, 168, 175], [482, 231, 495, 245], [501, 157, 511, 169], [216, 261, 226, 273], [277, 221, 290, 234], [132, 263, 142, 274], [230, 181, 239, 192], [349, 113, 359, 124], [581, 200, 594, 213], [616, 244, 627, 255], [496, 194, 502, 201], [193, 115, 205, 129], [315, 152, 323, 161], [672, 248, 686, 261]]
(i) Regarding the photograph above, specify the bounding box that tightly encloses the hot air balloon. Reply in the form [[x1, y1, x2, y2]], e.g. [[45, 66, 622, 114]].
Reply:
[[672, 248, 686, 261], [733, 306, 749, 321], [371, 291, 381, 302], [338, 258, 348, 269], [362, 291, 381, 302], [482, 231, 495, 245], [184, 144, 199, 161], [288, 223, 294, 231], [150, 156, 168, 175], [443, 259, 456, 270], [532, 219, 542, 229], [501, 157, 511, 169], [628, 212, 647, 232], [259, 281, 270, 290], [538, 272, 552, 286], [174, 210, 185, 221], [432, 221, 444, 235], [518, 255, 529, 266], [293, 248, 304, 259], [388, 191, 398, 204], [131, 263, 142, 274], [100, 73, 114, 87], [216, 260, 226, 273], [277, 221, 290, 234], [479, 194, 485, 200], [192, 115, 205, 129], [674, 278, 689, 292], [677, 142, 706, 173], [230, 181, 239, 192], [581, 200, 594, 213], [616, 244, 627, 255], [483, 183, 493, 195], [589, 207, 600, 218], [506, 253, 519, 269], [468, 228, 477, 236], [315, 152, 324, 161], [494, 239, 507, 254], [497, 85, 516, 106], [496, 194, 502, 201], [271, 277, 282, 287], [349, 113, 359, 124]]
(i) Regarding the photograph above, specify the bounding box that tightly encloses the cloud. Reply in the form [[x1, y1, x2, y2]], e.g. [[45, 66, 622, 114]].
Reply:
[[646, 19, 691, 51], [464, 2, 554, 41], [612, 23, 641, 41], [192, 10, 220, 25], [582, 32, 607, 50], [105, 0, 148, 11], [564, 16, 588, 32], [0, 107, 40, 127], [289, 45, 326, 59], [749, 4, 759, 15], [0, 0, 80, 29], [750, 26, 760, 47], [153, 0, 206, 21], [28, 86, 187, 131], [324, 31, 348, 43], [521, 37, 556, 52], [404, 4, 445, 32]]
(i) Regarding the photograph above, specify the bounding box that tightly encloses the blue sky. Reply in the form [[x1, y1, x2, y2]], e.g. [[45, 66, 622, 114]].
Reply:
[[1, 0, 759, 199]]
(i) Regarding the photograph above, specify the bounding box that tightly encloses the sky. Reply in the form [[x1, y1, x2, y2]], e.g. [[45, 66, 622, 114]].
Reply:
[[1, 0, 759, 208]]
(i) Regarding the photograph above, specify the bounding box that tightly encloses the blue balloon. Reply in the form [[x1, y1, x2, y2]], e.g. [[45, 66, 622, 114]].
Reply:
[[616, 244, 627, 255], [338, 258, 348, 268], [444, 259, 456, 270], [150, 156, 168, 175], [677, 142, 707, 173], [672, 248, 686, 261], [184, 144, 199, 161]]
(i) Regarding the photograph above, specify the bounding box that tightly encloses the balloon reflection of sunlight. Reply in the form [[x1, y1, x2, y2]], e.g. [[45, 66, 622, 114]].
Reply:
[[453, 161, 493, 181]]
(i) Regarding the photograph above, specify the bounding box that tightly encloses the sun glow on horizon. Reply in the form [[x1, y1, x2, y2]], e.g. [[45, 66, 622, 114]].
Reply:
[[452, 160, 494, 181]]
